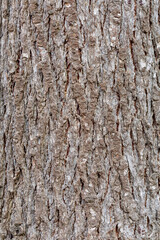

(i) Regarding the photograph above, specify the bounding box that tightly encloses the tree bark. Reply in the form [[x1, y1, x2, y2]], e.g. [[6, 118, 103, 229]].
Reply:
[[0, 0, 160, 239]]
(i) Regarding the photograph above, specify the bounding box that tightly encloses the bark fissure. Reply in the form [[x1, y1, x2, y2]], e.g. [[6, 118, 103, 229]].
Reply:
[[0, 0, 159, 239]]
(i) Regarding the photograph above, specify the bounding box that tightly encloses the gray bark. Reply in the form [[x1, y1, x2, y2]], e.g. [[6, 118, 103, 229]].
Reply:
[[0, 0, 160, 239]]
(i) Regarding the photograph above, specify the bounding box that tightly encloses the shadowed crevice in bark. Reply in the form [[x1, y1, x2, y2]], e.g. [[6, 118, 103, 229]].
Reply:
[[0, 0, 160, 239]]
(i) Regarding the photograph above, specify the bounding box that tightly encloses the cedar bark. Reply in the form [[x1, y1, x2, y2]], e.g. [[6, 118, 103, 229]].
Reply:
[[0, 0, 160, 239]]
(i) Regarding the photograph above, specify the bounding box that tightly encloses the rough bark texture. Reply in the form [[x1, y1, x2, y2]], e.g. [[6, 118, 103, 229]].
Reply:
[[0, 0, 160, 239]]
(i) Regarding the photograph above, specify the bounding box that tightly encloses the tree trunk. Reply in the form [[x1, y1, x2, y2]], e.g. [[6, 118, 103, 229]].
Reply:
[[0, 0, 160, 239]]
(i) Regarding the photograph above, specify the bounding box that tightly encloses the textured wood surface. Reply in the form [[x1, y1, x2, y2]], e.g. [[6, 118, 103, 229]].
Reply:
[[0, 0, 160, 239]]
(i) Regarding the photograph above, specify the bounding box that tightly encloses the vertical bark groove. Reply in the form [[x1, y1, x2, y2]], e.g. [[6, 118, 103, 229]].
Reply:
[[0, 0, 160, 239]]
